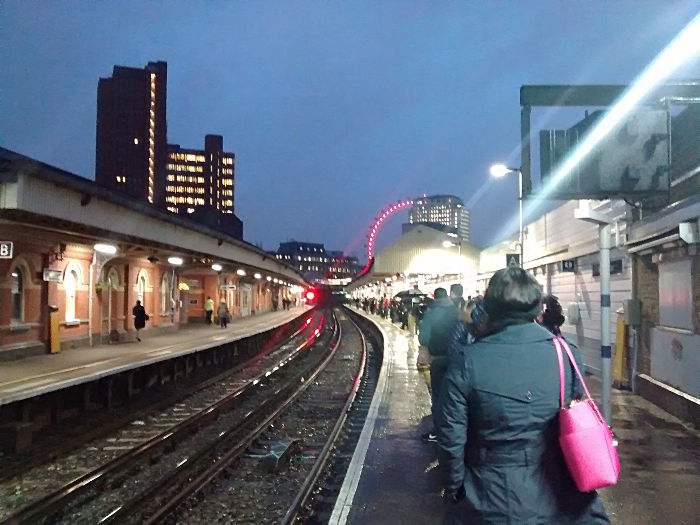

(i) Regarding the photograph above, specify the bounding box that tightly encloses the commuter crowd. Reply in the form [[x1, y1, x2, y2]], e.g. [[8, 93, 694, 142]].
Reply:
[[357, 265, 611, 524]]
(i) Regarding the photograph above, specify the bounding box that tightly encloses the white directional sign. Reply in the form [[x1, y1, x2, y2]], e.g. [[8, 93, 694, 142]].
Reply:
[[0, 241, 13, 259]]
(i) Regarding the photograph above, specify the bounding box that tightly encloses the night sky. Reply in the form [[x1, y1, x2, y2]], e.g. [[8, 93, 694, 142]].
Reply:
[[2, 2, 698, 258]]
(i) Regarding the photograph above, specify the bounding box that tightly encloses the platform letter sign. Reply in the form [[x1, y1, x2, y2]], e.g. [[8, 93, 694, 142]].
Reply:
[[561, 259, 577, 272], [506, 254, 521, 267], [0, 241, 12, 259]]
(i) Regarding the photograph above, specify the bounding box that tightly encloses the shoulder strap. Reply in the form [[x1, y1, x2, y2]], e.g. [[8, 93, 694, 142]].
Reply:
[[555, 337, 594, 402], [552, 337, 566, 408]]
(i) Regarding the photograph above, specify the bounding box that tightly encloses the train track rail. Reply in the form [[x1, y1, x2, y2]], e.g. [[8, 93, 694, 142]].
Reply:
[[4, 307, 384, 524], [1, 311, 325, 524], [169, 306, 383, 524]]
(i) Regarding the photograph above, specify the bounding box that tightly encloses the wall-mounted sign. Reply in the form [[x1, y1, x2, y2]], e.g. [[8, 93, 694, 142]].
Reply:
[[220, 284, 237, 290], [561, 259, 577, 272], [0, 241, 13, 259], [43, 268, 63, 282]]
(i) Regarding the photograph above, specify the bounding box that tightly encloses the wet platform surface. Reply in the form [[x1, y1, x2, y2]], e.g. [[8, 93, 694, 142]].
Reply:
[[334, 310, 699, 525], [0, 307, 309, 406]]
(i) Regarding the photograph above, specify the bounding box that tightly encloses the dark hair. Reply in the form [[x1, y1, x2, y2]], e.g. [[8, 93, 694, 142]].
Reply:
[[434, 287, 448, 299], [541, 294, 565, 334], [484, 266, 542, 320], [450, 283, 463, 297]]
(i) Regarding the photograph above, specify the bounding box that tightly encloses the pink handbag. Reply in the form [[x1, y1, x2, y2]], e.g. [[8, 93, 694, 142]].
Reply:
[[553, 337, 620, 492]]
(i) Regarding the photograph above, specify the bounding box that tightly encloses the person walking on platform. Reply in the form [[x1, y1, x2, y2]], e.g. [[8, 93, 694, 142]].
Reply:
[[437, 266, 609, 524], [418, 287, 458, 443], [217, 300, 230, 329], [132, 300, 148, 342], [204, 296, 214, 325]]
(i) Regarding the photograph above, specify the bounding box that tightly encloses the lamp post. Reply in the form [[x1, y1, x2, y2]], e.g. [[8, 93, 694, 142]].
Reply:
[[490, 164, 523, 267]]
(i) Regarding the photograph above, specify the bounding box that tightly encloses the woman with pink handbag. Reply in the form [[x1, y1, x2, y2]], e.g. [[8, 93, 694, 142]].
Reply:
[[437, 265, 610, 524]]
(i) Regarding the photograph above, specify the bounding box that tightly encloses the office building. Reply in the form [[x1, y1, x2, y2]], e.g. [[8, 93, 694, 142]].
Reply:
[[407, 194, 470, 241], [165, 135, 242, 238], [96, 61, 168, 206], [276, 241, 361, 283]]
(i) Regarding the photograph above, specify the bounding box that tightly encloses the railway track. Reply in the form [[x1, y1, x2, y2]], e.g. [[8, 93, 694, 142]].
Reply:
[[171, 307, 383, 524], [0, 311, 322, 524], [3, 307, 384, 524]]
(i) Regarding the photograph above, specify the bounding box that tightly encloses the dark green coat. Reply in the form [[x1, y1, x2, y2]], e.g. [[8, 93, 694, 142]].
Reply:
[[437, 322, 609, 524]]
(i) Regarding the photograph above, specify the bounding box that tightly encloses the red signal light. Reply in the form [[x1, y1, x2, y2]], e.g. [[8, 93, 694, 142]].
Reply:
[[305, 290, 315, 301]]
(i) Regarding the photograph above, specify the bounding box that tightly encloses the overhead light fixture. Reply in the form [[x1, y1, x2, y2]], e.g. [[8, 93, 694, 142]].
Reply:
[[94, 243, 117, 255], [273, 278, 278, 283], [168, 256, 183, 265], [236, 269, 246, 276], [212, 263, 223, 272], [266, 276, 272, 281], [254, 273, 262, 279]]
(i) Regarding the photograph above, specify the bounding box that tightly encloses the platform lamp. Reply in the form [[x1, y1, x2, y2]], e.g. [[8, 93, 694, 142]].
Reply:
[[490, 164, 523, 267]]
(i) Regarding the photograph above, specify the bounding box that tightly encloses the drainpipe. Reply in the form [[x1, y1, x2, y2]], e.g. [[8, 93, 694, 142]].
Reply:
[[88, 250, 96, 347]]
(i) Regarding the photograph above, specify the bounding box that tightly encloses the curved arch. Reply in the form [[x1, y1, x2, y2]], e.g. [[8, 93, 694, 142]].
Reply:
[[7, 255, 35, 282], [63, 260, 85, 286], [360, 199, 414, 274]]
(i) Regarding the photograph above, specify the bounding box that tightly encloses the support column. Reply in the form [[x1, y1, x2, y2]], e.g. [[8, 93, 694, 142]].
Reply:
[[600, 223, 612, 425]]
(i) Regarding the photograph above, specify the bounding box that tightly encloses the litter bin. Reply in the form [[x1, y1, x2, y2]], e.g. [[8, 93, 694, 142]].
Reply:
[[48, 305, 60, 354]]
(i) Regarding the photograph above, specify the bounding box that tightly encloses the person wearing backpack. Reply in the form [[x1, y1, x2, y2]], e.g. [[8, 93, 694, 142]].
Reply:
[[437, 266, 609, 524]]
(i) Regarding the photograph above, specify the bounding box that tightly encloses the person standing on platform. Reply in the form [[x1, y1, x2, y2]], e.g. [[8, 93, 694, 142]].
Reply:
[[132, 300, 148, 342], [449, 283, 465, 311], [217, 300, 230, 329], [539, 294, 565, 336], [437, 266, 609, 524], [418, 287, 458, 443], [204, 296, 214, 325]]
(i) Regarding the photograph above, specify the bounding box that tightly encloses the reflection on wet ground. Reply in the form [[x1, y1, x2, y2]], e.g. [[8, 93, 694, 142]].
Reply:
[[588, 379, 699, 524]]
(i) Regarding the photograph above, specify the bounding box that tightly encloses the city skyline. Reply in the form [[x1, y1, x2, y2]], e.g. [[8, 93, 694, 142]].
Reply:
[[2, 2, 699, 258]]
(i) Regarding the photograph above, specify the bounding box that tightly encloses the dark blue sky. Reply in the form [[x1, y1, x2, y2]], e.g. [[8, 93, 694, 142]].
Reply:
[[1, 2, 698, 257]]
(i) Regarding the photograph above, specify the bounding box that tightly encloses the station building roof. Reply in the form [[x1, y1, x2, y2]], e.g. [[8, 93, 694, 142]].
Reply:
[[0, 147, 305, 283]]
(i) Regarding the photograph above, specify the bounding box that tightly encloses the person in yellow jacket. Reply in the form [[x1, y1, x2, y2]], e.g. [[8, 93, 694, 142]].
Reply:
[[204, 296, 214, 325]]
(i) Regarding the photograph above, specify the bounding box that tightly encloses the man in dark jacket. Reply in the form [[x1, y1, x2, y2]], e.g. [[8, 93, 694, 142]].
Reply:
[[418, 287, 458, 442]]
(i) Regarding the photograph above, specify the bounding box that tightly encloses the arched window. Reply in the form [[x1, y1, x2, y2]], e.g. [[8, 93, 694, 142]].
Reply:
[[65, 269, 78, 321], [138, 275, 146, 304], [11, 267, 24, 321], [161, 272, 172, 313]]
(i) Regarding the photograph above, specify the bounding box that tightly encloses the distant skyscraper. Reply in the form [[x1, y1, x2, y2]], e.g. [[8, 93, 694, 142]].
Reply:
[[408, 194, 470, 241], [166, 135, 235, 216], [95, 61, 168, 206]]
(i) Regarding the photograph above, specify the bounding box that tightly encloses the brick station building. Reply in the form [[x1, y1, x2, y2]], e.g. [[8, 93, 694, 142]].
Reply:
[[0, 148, 304, 360]]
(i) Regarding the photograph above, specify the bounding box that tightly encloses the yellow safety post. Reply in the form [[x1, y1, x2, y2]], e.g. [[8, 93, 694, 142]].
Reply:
[[49, 305, 61, 354], [613, 312, 627, 387]]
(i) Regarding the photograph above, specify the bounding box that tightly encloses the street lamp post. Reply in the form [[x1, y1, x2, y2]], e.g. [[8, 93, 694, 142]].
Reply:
[[490, 164, 523, 267]]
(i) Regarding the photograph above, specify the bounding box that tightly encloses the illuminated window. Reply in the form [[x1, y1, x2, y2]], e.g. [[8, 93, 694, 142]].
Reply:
[[138, 275, 147, 303], [65, 269, 78, 322], [134, 138, 139, 145], [11, 267, 24, 321]]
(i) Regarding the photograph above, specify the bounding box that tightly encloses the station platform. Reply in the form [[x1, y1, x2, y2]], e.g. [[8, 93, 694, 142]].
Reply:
[[0, 307, 310, 407], [332, 309, 700, 525]]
